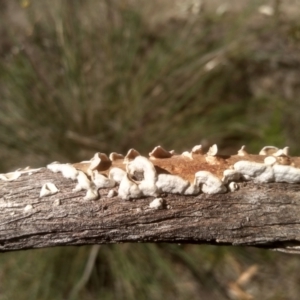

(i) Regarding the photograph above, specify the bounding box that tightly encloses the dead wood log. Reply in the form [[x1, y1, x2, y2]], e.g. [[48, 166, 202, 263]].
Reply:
[[1, 165, 300, 254]]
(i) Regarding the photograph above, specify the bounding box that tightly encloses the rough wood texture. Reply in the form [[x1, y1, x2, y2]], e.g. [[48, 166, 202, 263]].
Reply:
[[1, 167, 300, 253]]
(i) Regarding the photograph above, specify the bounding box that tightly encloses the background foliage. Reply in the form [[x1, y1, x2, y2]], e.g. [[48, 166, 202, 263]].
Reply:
[[1, 0, 300, 299]]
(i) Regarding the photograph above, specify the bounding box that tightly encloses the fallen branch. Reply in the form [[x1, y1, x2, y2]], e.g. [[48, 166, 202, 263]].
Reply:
[[1, 145, 300, 254]]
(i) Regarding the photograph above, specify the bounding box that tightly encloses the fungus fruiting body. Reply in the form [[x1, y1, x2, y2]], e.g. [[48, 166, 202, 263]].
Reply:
[[0, 167, 41, 181], [0, 172, 21, 181], [149, 146, 173, 159], [107, 189, 117, 198], [149, 198, 164, 209], [156, 174, 199, 195], [24, 204, 33, 212], [126, 156, 158, 197], [109, 168, 126, 184], [47, 163, 78, 180], [84, 187, 99, 201], [44, 143, 300, 203], [92, 172, 115, 188], [194, 171, 227, 194], [40, 182, 59, 197], [118, 174, 143, 200], [228, 182, 239, 192], [73, 171, 92, 192]]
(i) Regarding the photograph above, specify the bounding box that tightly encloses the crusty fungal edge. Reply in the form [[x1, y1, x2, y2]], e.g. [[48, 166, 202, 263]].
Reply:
[[44, 144, 300, 201]]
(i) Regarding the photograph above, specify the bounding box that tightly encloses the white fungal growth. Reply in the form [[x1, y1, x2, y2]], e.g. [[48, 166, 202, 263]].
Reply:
[[109, 167, 126, 184], [181, 151, 193, 159], [207, 144, 218, 156], [84, 187, 99, 201], [47, 163, 78, 180], [259, 146, 279, 156], [191, 145, 203, 155], [228, 182, 239, 192], [109, 152, 124, 161], [124, 148, 140, 163], [237, 145, 248, 156], [126, 156, 158, 196], [0, 167, 41, 180], [118, 174, 143, 200], [24, 204, 33, 212], [149, 145, 172, 159], [53, 199, 61, 206], [232, 159, 300, 184], [273, 165, 300, 183], [107, 189, 117, 198], [92, 171, 115, 188], [273, 147, 289, 157], [156, 174, 190, 194], [73, 171, 92, 192], [149, 198, 164, 209], [205, 144, 221, 165], [222, 169, 241, 184], [89, 152, 111, 173], [264, 156, 277, 166], [183, 183, 201, 195], [194, 171, 227, 194], [0, 171, 21, 181], [233, 161, 274, 183], [155, 174, 200, 195], [40, 182, 59, 197]]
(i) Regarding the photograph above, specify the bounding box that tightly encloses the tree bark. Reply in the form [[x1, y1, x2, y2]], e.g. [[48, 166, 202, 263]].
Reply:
[[1, 167, 300, 253]]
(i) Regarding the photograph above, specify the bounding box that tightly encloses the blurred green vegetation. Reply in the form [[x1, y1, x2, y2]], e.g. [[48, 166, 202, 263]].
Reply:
[[1, 0, 300, 299]]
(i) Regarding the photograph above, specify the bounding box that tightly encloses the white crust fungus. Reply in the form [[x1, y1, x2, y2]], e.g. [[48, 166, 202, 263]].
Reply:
[[126, 156, 158, 196], [181, 145, 203, 159], [40, 182, 59, 197], [222, 169, 241, 184], [259, 146, 279, 156], [233, 159, 300, 184], [181, 151, 193, 159], [156, 174, 200, 195], [194, 171, 227, 194], [233, 161, 274, 183], [184, 184, 201, 195], [273, 165, 300, 183], [24, 204, 33, 212], [84, 187, 99, 201], [53, 199, 61, 206], [109, 167, 126, 184], [156, 174, 190, 194], [207, 144, 218, 156], [89, 152, 111, 172], [47, 163, 78, 180], [39, 144, 300, 201], [191, 145, 203, 155], [124, 149, 140, 163], [149, 146, 173, 159], [0, 167, 41, 181], [118, 174, 143, 200], [109, 152, 124, 161], [107, 189, 117, 198], [149, 198, 164, 209], [206, 144, 222, 165], [237, 145, 248, 156], [264, 156, 277, 166], [228, 182, 239, 192], [273, 147, 289, 157], [73, 171, 92, 192], [0, 171, 21, 181], [92, 171, 115, 188]]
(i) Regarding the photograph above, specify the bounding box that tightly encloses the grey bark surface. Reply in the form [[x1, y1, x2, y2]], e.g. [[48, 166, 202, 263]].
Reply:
[[1, 168, 300, 253]]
